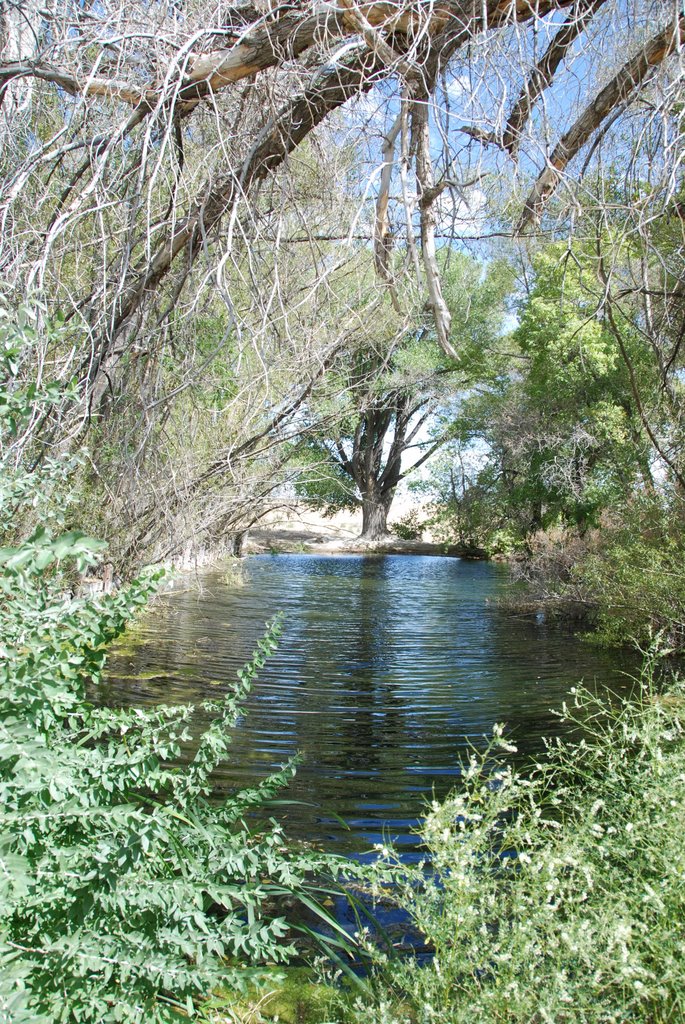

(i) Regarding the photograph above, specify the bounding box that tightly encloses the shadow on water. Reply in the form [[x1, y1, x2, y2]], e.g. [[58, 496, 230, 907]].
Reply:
[[102, 554, 635, 861]]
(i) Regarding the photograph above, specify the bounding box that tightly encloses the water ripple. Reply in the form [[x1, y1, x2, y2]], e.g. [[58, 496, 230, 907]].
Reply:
[[102, 554, 633, 855]]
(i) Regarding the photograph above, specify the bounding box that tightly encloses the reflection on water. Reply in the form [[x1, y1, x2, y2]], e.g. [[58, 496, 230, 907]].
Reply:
[[102, 554, 633, 857]]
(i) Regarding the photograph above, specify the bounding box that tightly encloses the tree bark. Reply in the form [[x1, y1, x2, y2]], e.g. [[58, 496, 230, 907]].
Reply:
[[361, 488, 393, 539]]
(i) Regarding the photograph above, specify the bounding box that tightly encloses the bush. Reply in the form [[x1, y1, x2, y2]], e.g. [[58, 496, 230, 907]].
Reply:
[[391, 511, 424, 541], [350, 657, 685, 1023], [573, 534, 685, 652], [0, 309, 349, 1023], [500, 500, 685, 648]]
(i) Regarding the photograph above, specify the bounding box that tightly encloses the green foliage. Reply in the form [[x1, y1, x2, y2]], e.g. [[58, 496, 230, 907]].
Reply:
[[390, 510, 424, 541], [414, 445, 522, 554], [442, 252, 515, 383], [0, 312, 350, 1023], [502, 243, 649, 534], [349, 656, 685, 1023], [571, 499, 685, 652], [425, 240, 662, 551], [291, 439, 359, 516]]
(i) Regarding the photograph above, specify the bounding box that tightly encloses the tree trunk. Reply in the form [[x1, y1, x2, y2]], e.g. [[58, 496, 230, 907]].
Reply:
[[361, 491, 392, 539]]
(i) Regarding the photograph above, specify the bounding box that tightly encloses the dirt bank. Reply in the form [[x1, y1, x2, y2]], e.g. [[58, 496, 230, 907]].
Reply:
[[243, 507, 486, 559]]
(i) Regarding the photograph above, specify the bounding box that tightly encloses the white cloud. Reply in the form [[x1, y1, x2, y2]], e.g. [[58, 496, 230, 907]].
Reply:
[[444, 72, 472, 104]]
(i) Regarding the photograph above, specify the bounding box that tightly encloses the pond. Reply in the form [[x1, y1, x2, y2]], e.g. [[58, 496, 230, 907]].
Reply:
[[102, 554, 634, 859]]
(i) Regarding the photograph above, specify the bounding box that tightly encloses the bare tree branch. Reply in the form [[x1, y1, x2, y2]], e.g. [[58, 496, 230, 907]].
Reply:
[[503, 0, 608, 156], [413, 95, 457, 359], [518, 13, 685, 232]]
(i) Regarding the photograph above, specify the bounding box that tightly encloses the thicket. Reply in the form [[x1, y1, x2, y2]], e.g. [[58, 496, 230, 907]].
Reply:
[[0, 310, 351, 1023], [573, 519, 685, 653], [417, 230, 685, 651]]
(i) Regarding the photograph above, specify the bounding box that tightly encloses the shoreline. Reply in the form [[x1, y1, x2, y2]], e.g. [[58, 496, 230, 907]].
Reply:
[[243, 523, 487, 559]]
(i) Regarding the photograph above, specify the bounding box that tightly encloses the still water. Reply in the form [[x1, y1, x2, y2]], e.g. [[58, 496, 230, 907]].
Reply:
[[103, 554, 632, 858]]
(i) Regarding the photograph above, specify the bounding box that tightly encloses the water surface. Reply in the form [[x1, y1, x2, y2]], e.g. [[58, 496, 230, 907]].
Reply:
[[103, 554, 632, 857]]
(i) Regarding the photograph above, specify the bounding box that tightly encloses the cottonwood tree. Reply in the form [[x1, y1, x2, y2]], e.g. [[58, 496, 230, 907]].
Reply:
[[1, 1, 682, 381], [428, 235, 680, 548], [592, 200, 685, 495], [296, 342, 451, 539], [295, 252, 512, 538], [1, 0, 683, 562]]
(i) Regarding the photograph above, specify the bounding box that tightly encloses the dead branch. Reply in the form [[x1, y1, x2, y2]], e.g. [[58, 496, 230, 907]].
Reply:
[[518, 13, 685, 232]]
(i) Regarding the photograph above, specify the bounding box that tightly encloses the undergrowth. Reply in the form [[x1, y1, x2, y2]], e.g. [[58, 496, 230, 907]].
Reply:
[[0, 307, 354, 1023], [344, 658, 685, 1023]]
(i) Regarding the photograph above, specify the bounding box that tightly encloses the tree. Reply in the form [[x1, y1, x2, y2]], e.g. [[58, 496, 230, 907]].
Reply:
[[324, 382, 444, 540], [426, 232, 682, 550], [296, 253, 512, 538], [413, 441, 510, 550], [293, 296, 445, 538], [510, 241, 653, 532], [1, 1, 683, 568], [1, 1, 681, 392]]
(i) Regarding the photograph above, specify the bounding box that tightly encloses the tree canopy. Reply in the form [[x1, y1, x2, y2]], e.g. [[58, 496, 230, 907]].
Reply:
[[2, 1, 682, 364], [1, 0, 683, 559]]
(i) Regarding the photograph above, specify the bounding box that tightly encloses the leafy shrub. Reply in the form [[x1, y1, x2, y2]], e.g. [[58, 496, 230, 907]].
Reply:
[[0, 309, 348, 1023], [350, 657, 685, 1023], [573, 534, 685, 652], [498, 494, 685, 648], [390, 511, 424, 541]]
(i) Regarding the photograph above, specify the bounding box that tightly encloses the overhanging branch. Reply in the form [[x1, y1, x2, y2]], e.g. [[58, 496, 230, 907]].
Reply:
[[518, 14, 685, 232]]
